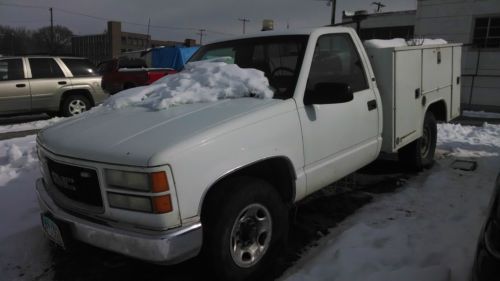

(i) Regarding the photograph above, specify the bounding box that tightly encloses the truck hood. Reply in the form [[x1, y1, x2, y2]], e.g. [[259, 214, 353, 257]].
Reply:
[[38, 98, 278, 166]]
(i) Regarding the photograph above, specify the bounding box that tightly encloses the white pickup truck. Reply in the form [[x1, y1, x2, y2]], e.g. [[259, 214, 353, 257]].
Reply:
[[35, 27, 461, 280]]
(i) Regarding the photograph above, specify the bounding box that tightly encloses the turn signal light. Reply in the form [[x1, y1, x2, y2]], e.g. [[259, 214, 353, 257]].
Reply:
[[151, 171, 169, 192], [153, 195, 173, 214]]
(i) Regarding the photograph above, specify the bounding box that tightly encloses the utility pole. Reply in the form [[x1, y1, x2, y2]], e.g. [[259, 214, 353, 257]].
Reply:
[[146, 18, 151, 48], [316, 0, 337, 25], [238, 18, 250, 34], [197, 29, 206, 45], [330, 0, 336, 25], [372, 2, 386, 13], [49, 7, 54, 54]]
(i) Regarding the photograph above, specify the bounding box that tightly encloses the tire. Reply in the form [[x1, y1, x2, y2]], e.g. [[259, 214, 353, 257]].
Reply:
[[201, 177, 288, 281], [61, 95, 91, 117], [398, 111, 437, 171]]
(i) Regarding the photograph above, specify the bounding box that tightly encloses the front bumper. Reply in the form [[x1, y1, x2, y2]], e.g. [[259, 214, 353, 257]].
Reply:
[[36, 178, 202, 265]]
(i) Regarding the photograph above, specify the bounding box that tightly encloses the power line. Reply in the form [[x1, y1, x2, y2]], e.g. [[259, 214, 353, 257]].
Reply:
[[0, 2, 237, 37]]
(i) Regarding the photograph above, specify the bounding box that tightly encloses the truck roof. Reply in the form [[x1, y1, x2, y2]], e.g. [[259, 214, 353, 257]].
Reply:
[[208, 26, 355, 44]]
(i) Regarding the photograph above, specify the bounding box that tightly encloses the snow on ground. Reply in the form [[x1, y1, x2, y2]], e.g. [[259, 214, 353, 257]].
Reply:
[[0, 116, 65, 134], [462, 110, 500, 119], [101, 59, 274, 111], [282, 123, 500, 281], [0, 135, 53, 281], [0, 123, 499, 280]]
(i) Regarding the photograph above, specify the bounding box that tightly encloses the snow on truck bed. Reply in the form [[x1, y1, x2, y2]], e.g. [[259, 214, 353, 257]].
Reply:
[[364, 38, 448, 48], [102, 59, 274, 111]]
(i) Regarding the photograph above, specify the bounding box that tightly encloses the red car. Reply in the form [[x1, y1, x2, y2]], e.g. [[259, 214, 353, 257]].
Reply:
[[98, 58, 176, 94]]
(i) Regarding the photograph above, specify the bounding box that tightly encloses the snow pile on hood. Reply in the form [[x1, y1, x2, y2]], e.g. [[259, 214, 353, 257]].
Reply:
[[364, 38, 448, 48], [102, 59, 274, 110]]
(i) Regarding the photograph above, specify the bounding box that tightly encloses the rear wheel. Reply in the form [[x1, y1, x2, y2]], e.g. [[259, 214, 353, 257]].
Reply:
[[398, 111, 437, 171], [61, 95, 91, 117], [202, 177, 288, 281]]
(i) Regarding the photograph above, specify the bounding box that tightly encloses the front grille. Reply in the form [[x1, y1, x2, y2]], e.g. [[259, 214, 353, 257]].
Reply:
[[47, 159, 103, 207]]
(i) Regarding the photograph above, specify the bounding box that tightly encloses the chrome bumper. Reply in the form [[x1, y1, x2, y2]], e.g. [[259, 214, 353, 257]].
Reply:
[[36, 178, 202, 265]]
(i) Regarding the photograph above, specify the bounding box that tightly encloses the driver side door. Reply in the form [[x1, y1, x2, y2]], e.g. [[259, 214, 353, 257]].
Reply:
[[298, 33, 380, 193]]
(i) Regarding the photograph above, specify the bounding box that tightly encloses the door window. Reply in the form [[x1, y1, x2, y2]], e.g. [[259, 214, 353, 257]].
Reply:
[[29, 58, 64, 79], [306, 33, 368, 97], [0, 59, 24, 81]]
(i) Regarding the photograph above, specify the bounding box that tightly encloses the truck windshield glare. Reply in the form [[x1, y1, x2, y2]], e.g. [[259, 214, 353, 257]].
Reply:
[[190, 35, 309, 99]]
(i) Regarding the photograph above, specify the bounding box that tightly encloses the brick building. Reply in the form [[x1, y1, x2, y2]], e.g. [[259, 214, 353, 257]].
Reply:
[[72, 21, 195, 64]]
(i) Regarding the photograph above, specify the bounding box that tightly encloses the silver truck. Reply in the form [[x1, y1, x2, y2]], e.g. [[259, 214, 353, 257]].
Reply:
[[0, 56, 108, 116]]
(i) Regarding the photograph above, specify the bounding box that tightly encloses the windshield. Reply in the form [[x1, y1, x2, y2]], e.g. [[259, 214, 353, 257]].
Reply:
[[190, 35, 309, 99]]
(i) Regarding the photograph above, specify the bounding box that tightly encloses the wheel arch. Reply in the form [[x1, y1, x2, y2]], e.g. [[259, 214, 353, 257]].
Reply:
[[60, 88, 95, 108], [425, 99, 447, 122], [199, 156, 297, 218]]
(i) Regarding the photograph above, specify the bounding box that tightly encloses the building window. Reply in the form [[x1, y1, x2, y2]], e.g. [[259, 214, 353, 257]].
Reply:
[[473, 16, 500, 48]]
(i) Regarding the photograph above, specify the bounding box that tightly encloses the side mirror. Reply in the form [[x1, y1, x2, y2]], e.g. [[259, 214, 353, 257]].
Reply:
[[304, 83, 354, 105]]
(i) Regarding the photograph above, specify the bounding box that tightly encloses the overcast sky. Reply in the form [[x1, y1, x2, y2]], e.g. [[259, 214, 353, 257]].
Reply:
[[0, 0, 416, 43]]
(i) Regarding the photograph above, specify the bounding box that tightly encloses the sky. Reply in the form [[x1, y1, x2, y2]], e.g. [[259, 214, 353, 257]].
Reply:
[[0, 0, 416, 43]]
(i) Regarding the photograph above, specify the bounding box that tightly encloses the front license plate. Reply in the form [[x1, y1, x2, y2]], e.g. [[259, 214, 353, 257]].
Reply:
[[41, 214, 65, 249]]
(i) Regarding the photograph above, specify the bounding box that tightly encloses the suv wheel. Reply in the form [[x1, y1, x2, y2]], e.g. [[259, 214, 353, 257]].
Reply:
[[62, 95, 91, 117]]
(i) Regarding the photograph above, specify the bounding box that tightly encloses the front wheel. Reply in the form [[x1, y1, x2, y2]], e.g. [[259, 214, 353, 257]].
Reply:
[[398, 111, 437, 171], [202, 177, 288, 281]]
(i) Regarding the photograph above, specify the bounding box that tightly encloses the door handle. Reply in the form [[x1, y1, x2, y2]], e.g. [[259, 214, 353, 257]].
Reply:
[[16, 83, 26, 88], [367, 99, 377, 111], [415, 88, 421, 99], [58, 81, 67, 85]]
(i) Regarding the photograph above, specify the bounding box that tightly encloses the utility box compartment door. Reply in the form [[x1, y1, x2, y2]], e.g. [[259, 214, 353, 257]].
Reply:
[[422, 47, 452, 95], [394, 50, 422, 148]]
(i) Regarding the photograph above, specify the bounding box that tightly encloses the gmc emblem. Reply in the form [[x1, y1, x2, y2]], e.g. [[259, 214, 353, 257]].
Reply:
[[51, 171, 77, 191]]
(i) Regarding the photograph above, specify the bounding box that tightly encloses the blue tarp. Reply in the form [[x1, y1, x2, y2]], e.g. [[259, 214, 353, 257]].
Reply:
[[151, 46, 199, 71]]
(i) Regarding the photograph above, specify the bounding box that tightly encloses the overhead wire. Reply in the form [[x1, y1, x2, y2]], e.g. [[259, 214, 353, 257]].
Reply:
[[0, 2, 237, 37]]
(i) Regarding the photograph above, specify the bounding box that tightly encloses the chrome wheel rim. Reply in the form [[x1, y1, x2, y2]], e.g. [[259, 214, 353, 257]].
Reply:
[[230, 203, 272, 268], [68, 100, 87, 115]]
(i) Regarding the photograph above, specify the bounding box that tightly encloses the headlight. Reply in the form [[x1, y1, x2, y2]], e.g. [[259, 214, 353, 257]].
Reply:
[[107, 193, 173, 214], [105, 170, 172, 214], [108, 193, 153, 212], [105, 170, 169, 192]]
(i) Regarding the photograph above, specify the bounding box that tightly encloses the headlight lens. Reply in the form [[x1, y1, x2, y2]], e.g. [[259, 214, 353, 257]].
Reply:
[[105, 170, 150, 191], [108, 193, 153, 212]]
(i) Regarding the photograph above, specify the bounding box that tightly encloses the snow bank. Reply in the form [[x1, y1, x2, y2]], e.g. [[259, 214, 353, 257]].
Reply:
[[0, 136, 38, 186], [364, 38, 448, 48], [283, 123, 500, 281], [0, 116, 64, 134], [463, 110, 500, 119], [0, 136, 52, 280], [102, 59, 274, 111]]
